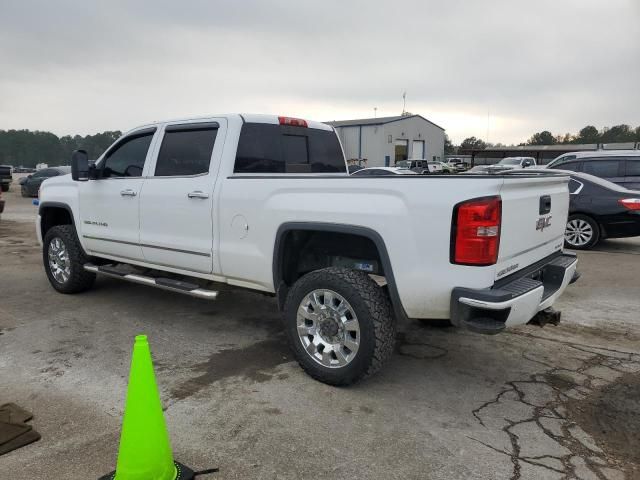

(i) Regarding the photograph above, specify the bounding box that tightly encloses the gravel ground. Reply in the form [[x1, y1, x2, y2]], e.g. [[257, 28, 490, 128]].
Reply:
[[1, 189, 639, 480]]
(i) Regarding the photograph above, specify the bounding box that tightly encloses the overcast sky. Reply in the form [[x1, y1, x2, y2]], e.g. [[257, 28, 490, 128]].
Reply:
[[1, 0, 639, 144]]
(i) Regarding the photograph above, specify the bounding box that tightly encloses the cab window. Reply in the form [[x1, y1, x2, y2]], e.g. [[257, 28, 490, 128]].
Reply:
[[155, 124, 218, 177], [102, 131, 155, 178]]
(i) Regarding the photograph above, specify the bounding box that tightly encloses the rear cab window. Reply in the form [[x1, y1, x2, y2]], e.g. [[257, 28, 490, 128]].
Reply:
[[234, 123, 345, 174]]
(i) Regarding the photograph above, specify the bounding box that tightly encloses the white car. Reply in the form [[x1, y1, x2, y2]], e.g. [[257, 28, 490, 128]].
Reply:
[[351, 167, 417, 176], [488, 157, 537, 171], [36, 113, 578, 385]]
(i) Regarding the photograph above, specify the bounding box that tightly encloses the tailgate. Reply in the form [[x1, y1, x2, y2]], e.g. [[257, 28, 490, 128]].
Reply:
[[495, 173, 570, 280]]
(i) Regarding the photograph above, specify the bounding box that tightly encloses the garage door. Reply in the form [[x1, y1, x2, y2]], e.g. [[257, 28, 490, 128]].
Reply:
[[412, 140, 425, 159]]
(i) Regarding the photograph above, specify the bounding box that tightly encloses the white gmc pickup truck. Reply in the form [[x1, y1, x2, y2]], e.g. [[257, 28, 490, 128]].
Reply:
[[37, 114, 578, 385]]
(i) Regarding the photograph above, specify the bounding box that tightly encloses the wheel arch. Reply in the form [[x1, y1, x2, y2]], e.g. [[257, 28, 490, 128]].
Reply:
[[272, 222, 407, 321], [39, 202, 76, 239]]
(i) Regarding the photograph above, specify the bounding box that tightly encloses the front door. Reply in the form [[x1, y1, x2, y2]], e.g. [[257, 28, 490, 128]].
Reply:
[[79, 128, 157, 261], [139, 120, 223, 274]]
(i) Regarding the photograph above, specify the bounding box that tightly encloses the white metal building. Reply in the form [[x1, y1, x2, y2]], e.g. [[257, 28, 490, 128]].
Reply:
[[328, 114, 445, 167]]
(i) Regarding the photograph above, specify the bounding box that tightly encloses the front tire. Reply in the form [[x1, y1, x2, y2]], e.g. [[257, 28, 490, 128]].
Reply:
[[565, 214, 600, 250], [43, 225, 96, 293], [283, 267, 396, 386]]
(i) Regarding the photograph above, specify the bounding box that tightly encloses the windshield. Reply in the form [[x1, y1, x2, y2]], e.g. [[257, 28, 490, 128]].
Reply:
[[497, 158, 522, 166]]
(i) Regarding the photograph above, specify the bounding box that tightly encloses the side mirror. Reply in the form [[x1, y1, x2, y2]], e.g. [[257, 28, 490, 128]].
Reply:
[[71, 150, 89, 181], [27, 174, 33, 179]]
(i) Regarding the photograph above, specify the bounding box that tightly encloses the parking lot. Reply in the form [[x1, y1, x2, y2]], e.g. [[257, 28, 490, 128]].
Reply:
[[1, 185, 639, 479]]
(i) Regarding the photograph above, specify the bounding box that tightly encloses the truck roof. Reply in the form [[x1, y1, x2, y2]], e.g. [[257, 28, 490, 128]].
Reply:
[[127, 114, 334, 135]]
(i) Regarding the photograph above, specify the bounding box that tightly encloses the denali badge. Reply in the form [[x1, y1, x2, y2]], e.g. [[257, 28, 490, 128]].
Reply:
[[536, 216, 552, 232]]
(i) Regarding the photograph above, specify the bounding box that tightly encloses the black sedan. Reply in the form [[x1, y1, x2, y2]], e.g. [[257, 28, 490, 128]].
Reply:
[[561, 171, 640, 249], [19, 166, 71, 197]]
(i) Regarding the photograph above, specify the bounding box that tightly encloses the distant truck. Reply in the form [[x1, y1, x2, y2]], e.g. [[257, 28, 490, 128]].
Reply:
[[0, 165, 13, 192]]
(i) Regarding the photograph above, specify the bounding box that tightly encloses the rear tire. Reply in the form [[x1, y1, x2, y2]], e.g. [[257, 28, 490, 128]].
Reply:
[[43, 225, 96, 294], [1, 184, 8, 192], [283, 267, 396, 386], [565, 214, 600, 250]]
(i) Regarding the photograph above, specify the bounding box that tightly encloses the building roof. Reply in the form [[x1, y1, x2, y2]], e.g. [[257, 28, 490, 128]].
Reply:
[[327, 114, 445, 131], [460, 142, 639, 156]]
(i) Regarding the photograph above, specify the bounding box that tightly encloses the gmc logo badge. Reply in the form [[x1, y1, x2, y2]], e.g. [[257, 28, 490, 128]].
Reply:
[[536, 216, 552, 232]]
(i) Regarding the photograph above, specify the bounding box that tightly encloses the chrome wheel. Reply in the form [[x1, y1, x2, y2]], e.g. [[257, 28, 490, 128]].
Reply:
[[565, 218, 593, 247], [48, 237, 71, 284], [296, 289, 360, 368]]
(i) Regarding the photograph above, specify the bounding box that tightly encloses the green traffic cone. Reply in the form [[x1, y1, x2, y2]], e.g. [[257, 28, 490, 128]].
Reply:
[[100, 335, 195, 480]]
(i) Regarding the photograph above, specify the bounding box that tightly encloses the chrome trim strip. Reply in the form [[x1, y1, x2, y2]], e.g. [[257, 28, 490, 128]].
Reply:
[[83, 235, 211, 257], [500, 235, 565, 262]]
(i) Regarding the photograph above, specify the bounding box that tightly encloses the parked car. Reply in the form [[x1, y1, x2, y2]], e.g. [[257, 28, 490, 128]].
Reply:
[[37, 113, 577, 386], [444, 158, 470, 172], [426, 162, 444, 174], [556, 170, 640, 250], [20, 166, 71, 197], [488, 157, 537, 172], [435, 161, 457, 174], [351, 167, 418, 176], [0, 165, 13, 192], [546, 150, 640, 190], [394, 159, 432, 173]]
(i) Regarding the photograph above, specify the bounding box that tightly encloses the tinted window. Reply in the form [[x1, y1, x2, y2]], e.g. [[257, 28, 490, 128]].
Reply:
[[102, 132, 154, 178], [582, 159, 620, 178], [32, 170, 49, 178], [155, 127, 217, 176], [559, 161, 582, 172], [625, 159, 640, 176], [568, 179, 583, 194], [234, 123, 345, 174]]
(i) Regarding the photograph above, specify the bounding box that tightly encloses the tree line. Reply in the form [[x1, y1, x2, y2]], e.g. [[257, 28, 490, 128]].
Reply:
[[0, 129, 122, 167], [447, 124, 640, 154]]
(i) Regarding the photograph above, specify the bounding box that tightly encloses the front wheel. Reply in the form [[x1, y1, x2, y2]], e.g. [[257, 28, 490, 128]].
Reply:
[[565, 214, 600, 250], [43, 225, 96, 293], [283, 267, 396, 386]]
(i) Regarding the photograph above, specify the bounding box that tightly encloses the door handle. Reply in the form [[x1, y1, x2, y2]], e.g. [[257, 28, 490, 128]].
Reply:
[[187, 191, 209, 199], [120, 189, 137, 197]]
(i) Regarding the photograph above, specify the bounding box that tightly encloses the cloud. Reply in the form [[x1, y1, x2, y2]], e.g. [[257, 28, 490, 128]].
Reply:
[[0, 0, 638, 143]]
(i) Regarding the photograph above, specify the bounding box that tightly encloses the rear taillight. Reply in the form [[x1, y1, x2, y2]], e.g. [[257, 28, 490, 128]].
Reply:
[[452, 196, 502, 266], [619, 198, 640, 211], [278, 116, 308, 127]]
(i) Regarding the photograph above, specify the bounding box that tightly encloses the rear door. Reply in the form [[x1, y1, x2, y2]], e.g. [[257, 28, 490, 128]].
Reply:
[[495, 174, 570, 280], [139, 120, 224, 273]]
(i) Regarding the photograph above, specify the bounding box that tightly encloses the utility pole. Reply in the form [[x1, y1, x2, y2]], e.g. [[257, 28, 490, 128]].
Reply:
[[374, 107, 377, 118], [402, 91, 407, 115]]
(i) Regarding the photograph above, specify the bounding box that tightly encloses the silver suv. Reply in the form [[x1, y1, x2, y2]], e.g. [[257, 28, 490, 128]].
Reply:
[[547, 150, 640, 190]]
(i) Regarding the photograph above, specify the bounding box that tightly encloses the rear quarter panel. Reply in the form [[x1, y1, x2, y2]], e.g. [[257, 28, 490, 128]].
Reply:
[[217, 175, 506, 318]]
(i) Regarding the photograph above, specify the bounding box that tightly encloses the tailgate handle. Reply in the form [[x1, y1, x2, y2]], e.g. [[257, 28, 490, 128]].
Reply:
[[539, 195, 551, 214]]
